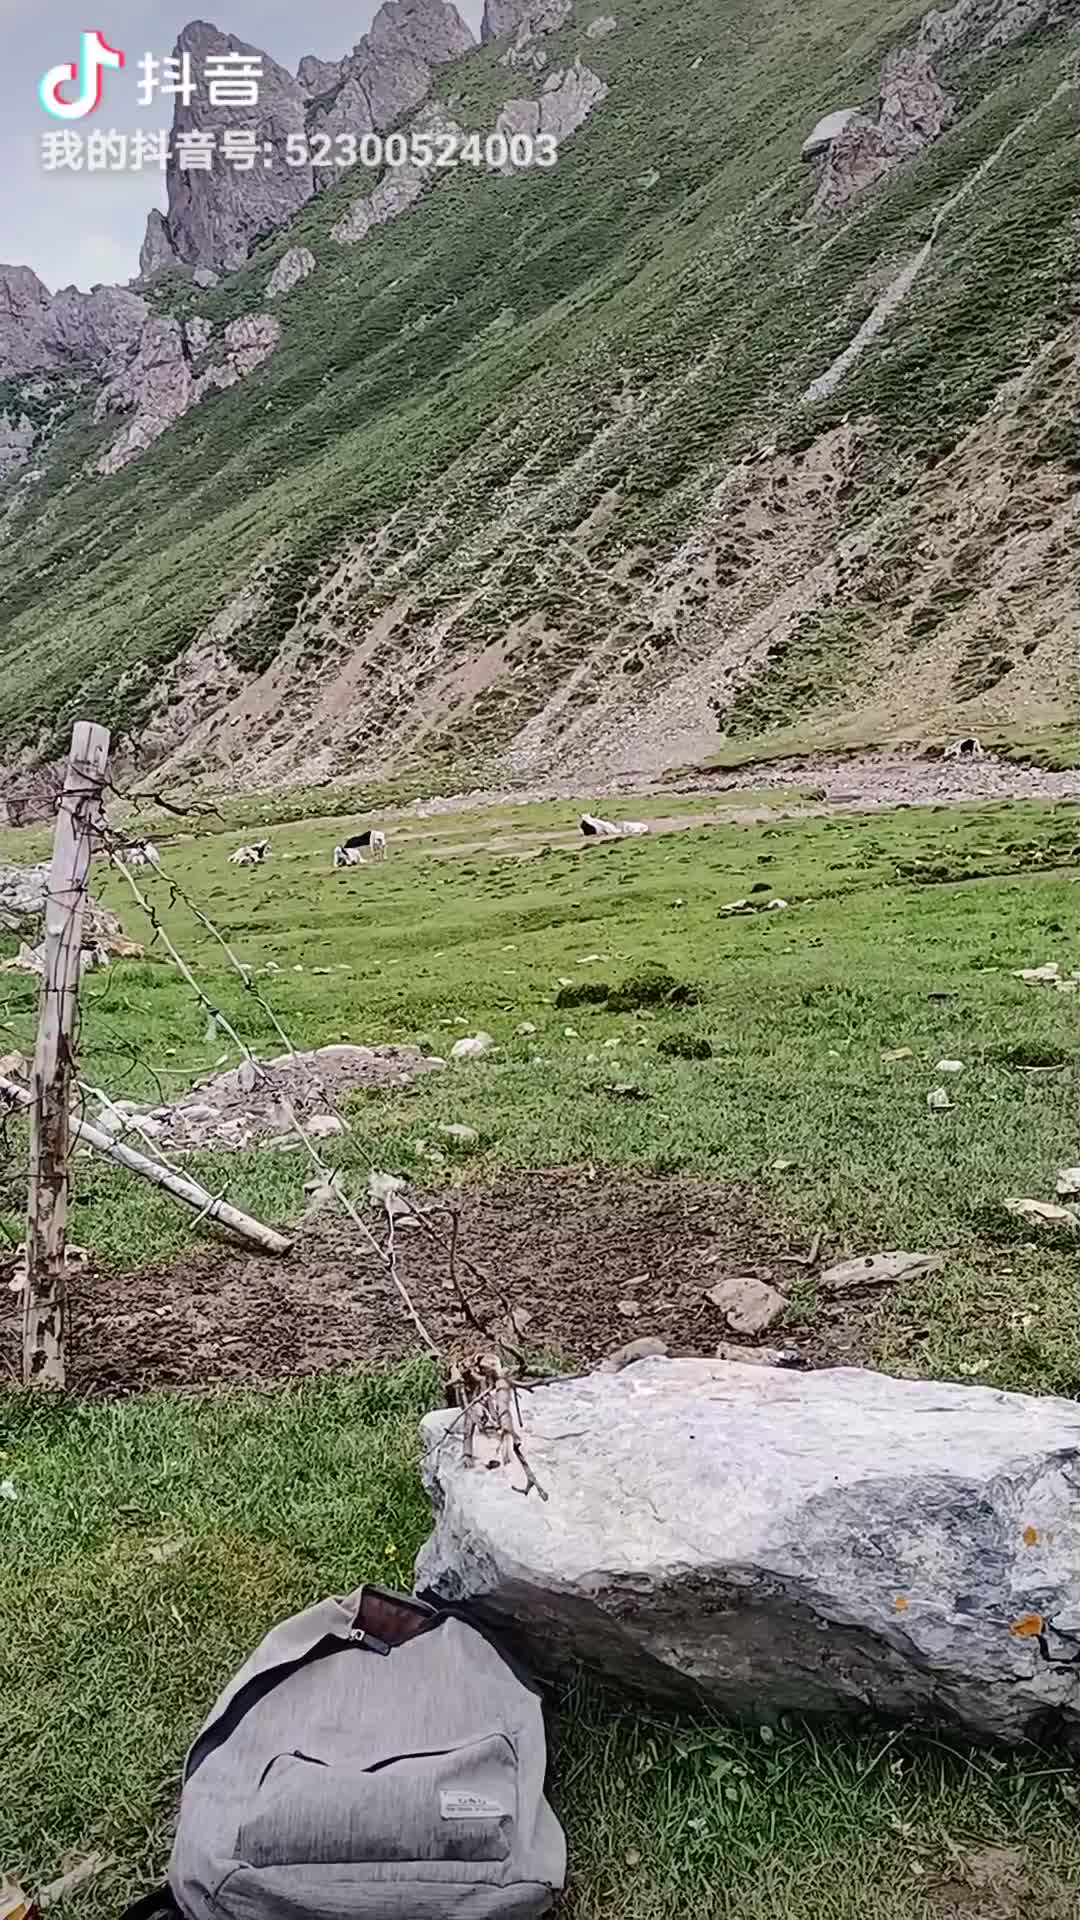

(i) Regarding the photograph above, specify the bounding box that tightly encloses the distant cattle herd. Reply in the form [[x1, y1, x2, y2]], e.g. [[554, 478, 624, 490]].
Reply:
[[217, 815, 655, 872]]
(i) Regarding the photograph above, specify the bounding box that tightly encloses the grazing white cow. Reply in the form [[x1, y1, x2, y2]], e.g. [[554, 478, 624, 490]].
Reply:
[[125, 841, 161, 869], [333, 844, 365, 870], [580, 813, 649, 840], [229, 838, 271, 868]]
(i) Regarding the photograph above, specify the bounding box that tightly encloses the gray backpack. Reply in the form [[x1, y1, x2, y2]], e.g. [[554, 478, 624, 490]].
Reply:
[[155, 1586, 566, 1920]]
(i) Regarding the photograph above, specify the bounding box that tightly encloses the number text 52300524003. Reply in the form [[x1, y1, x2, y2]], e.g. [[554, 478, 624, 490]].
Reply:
[[285, 129, 559, 171]]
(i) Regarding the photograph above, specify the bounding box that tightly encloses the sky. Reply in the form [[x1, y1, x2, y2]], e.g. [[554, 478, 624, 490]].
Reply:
[[1, 2, 484, 291]]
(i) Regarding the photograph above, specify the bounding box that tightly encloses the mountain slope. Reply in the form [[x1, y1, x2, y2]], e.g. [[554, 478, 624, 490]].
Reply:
[[0, 0, 1077, 788]]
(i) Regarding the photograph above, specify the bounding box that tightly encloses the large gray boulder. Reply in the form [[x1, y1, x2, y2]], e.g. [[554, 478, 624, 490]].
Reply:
[[417, 1359, 1080, 1745]]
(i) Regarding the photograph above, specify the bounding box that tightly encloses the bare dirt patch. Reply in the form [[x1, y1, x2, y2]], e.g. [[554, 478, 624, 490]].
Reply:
[[0, 1171, 889, 1397]]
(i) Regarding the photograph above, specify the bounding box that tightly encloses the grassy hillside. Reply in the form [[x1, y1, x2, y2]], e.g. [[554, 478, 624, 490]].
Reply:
[[0, 0, 1077, 782]]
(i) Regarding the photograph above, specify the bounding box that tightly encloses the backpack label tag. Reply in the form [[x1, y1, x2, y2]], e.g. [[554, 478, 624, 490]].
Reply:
[[440, 1791, 507, 1822]]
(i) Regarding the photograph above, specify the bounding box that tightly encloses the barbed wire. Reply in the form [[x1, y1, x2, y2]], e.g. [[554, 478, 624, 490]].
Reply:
[[11, 775, 544, 1480]]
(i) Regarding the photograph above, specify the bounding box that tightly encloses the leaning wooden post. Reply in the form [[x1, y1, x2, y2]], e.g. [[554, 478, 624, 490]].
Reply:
[[23, 722, 110, 1389]]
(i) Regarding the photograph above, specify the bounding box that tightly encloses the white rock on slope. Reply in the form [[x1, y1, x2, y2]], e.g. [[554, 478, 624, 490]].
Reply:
[[417, 1358, 1080, 1743], [333, 104, 465, 243], [267, 247, 317, 299], [494, 60, 608, 167]]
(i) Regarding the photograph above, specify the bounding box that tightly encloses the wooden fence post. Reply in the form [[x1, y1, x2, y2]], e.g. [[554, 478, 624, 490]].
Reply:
[[23, 722, 110, 1388]]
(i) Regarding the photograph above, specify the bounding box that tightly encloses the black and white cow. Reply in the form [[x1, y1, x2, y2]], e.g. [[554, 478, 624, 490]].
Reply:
[[333, 830, 387, 869]]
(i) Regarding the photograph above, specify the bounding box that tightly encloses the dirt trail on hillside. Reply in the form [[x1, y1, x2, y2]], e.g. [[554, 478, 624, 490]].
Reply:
[[375, 751, 1080, 829]]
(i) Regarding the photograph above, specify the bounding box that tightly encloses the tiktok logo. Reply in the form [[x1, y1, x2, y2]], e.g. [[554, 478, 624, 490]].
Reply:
[[39, 29, 125, 120]]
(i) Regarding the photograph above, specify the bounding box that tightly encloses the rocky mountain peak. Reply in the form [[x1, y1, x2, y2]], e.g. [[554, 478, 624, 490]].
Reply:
[[0, 266, 56, 379], [143, 22, 313, 277], [141, 4, 476, 278]]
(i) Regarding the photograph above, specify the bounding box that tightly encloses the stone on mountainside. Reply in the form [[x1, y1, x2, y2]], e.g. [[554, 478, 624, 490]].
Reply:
[[494, 60, 608, 167], [42, 285, 149, 378], [812, 47, 953, 215], [96, 309, 280, 472], [586, 13, 618, 35], [927, 1086, 953, 1109], [219, 314, 281, 378], [95, 317, 193, 474], [919, 0, 1055, 54], [820, 1250, 942, 1292], [267, 248, 317, 299], [333, 104, 464, 243], [707, 1274, 787, 1334], [162, 23, 316, 273], [417, 1358, 1080, 1743], [186, 317, 212, 355], [1056, 1168, 1080, 1199], [193, 268, 221, 289]]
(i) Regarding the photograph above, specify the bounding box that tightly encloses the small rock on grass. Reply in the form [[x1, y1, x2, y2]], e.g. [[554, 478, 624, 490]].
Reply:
[[439, 1124, 479, 1146], [936, 1059, 964, 1073], [927, 1087, 953, 1110], [451, 1032, 495, 1062], [1004, 1197, 1079, 1229], [821, 1251, 942, 1293], [1056, 1167, 1080, 1198], [707, 1275, 787, 1335], [880, 1047, 914, 1064]]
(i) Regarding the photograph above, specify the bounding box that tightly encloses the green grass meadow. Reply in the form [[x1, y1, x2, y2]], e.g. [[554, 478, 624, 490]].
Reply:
[[2, 789, 1079, 1915]]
